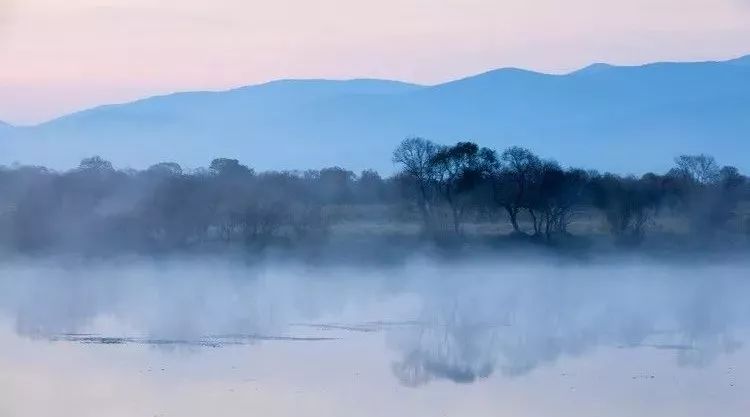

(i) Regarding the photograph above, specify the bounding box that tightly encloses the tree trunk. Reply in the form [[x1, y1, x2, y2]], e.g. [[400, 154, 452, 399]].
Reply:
[[528, 209, 540, 235], [417, 182, 432, 232], [451, 205, 460, 235], [505, 206, 520, 233]]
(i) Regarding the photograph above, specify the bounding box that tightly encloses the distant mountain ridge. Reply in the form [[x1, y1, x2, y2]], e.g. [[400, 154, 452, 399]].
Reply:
[[0, 121, 11, 136], [2, 55, 749, 173]]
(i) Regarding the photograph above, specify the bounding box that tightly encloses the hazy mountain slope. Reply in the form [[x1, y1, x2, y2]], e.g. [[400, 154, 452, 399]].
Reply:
[[0, 121, 11, 141], [727, 55, 750, 67], [278, 58, 750, 172], [2, 56, 749, 173], [37, 79, 423, 131]]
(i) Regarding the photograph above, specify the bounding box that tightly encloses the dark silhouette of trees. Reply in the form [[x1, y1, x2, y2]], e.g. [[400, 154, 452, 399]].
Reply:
[[430, 142, 498, 235], [495, 147, 541, 234], [0, 141, 748, 255], [78, 156, 114, 173], [147, 162, 183, 177], [393, 137, 439, 230], [355, 169, 387, 203], [589, 173, 663, 245], [673, 154, 720, 185], [209, 158, 253, 177], [526, 163, 589, 240], [666, 155, 747, 237]]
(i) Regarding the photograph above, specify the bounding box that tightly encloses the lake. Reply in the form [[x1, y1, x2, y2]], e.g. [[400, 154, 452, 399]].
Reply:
[[1, 256, 747, 417]]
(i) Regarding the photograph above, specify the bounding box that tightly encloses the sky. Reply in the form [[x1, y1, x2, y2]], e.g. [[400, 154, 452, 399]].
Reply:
[[1, 0, 749, 125]]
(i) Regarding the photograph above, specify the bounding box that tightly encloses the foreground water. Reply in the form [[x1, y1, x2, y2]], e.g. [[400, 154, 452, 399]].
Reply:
[[1, 257, 748, 417]]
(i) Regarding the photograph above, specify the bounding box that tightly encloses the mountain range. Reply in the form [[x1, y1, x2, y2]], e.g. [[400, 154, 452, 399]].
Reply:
[[2, 55, 749, 173]]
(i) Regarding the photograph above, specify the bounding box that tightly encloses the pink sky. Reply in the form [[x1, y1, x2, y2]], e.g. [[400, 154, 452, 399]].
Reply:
[[1, 0, 749, 125]]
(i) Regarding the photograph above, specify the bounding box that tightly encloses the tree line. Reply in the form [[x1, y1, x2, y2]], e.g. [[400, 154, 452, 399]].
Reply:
[[0, 138, 748, 254]]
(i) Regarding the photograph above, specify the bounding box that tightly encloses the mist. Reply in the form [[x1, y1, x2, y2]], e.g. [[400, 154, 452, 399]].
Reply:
[[2, 255, 748, 387], [1, 139, 747, 416]]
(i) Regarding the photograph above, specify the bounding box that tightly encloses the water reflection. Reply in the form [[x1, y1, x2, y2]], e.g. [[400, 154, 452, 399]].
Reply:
[[386, 261, 749, 385], [1, 257, 749, 391]]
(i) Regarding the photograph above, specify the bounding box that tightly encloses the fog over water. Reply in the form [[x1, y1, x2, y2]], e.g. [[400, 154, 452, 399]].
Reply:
[[1, 255, 749, 416]]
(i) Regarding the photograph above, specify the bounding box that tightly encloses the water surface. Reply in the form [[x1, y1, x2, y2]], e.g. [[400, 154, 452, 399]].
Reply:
[[1, 257, 747, 416]]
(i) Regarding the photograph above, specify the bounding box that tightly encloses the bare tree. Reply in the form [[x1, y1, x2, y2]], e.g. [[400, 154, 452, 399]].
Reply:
[[495, 147, 541, 234], [393, 137, 439, 230], [78, 156, 114, 173], [590, 174, 662, 245], [0, 144, 748, 255], [673, 154, 720, 185], [430, 142, 497, 235]]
